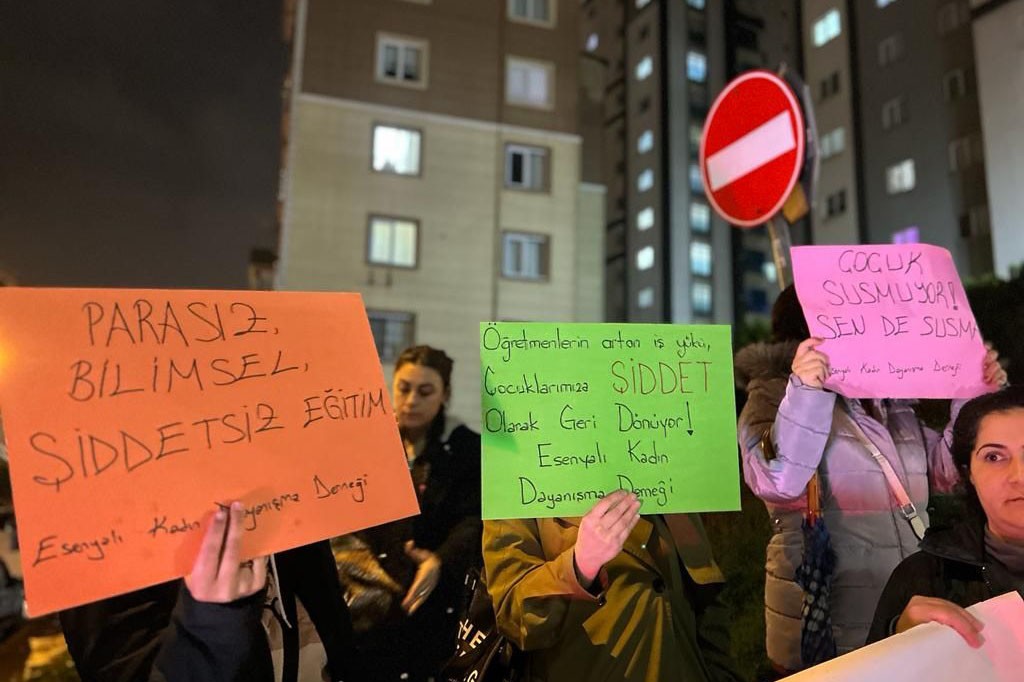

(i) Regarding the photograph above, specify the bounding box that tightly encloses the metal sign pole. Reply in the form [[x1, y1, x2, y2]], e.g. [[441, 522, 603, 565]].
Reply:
[[767, 216, 793, 289]]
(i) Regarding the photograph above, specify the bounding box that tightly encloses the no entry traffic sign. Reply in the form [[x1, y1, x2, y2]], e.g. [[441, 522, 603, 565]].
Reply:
[[699, 70, 805, 228]]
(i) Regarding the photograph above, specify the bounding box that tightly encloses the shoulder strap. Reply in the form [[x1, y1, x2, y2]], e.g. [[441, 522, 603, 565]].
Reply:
[[836, 406, 926, 541]]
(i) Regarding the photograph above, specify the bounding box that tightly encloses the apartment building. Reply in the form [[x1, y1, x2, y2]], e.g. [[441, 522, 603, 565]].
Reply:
[[277, 0, 604, 425]]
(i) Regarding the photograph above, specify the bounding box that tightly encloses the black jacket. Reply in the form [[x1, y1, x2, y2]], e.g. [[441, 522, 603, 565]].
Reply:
[[867, 517, 1024, 644], [151, 586, 273, 682]]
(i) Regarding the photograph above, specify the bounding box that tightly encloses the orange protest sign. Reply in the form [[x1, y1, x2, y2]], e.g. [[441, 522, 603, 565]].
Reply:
[[0, 288, 419, 616]]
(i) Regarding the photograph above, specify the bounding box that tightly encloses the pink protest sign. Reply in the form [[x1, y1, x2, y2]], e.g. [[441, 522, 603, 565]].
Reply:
[[791, 244, 987, 399]]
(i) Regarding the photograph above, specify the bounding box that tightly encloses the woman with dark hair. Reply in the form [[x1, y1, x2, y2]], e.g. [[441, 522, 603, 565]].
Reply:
[[735, 285, 1006, 673], [345, 345, 482, 681], [868, 386, 1024, 645]]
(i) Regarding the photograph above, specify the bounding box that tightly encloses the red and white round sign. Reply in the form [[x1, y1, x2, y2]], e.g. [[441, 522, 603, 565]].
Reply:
[[699, 70, 805, 228]]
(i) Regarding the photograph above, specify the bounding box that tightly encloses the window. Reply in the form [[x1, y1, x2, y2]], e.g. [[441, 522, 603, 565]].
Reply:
[[948, 135, 982, 172], [688, 0, 706, 8], [812, 9, 842, 47], [506, 57, 554, 109], [637, 130, 654, 154], [636, 0, 652, 9], [886, 159, 916, 194], [819, 70, 840, 101], [638, 287, 655, 308], [508, 0, 554, 27], [692, 282, 713, 315], [636, 246, 655, 271], [505, 144, 548, 191], [689, 163, 703, 193], [585, 33, 599, 52], [892, 226, 920, 244], [367, 216, 418, 268], [943, 69, 967, 101], [690, 241, 712, 276], [819, 127, 846, 160], [937, 1, 968, 35], [502, 232, 550, 280], [637, 207, 655, 231], [878, 34, 904, 66], [376, 34, 428, 88], [763, 262, 778, 282], [690, 201, 710, 232], [372, 125, 421, 176], [877, 0, 897, 7], [638, 96, 651, 114], [882, 96, 906, 130], [689, 122, 703, 149], [824, 189, 847, 218], [367, 310, 415, 363], [686, 51, 707, 82], [637, 169, 654, 192], [635, 55, 653, 81]]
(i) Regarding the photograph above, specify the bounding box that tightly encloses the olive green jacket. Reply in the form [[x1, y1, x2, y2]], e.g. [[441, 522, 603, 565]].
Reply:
[[483, 514, 742, 682]]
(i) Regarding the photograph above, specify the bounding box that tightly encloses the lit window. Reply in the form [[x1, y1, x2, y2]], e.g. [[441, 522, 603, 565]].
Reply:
[[506, 57, 554, 109], [692, 282, 713, 315], [637, 130, 654, 154], [892, 226, 920, 244], [812, 9, 841, 47], [502, 232, 550, 280], [690, 241, 712, 276], [372, 125, 421, 175], [886, 159, 916, 194], [508, 0, 554, 26], [819, 127, 846, 160], [943, 68, 967, 101], [638, 287, 655, 308], [636, 246, 655, 271], [368, 216, 419, 268], [686, 51, 707, 83], [877, 0, 897, 6], [688, 0, 706, 8], [637, 207, 655, 231], [586, 33, 599, 52], [637, 169, 654, 192], [636, 0, 652, 9], [635, 55, 653, 81], [882, 97, 906, 130], [505, 144, 548, 191], [690, 201, 711, 232], [763, 262, 777, 282], [689, 163, 703, 193], [367, 310, 415, 363], [878, 34, 904, 66], [376, 34, 428, 87]]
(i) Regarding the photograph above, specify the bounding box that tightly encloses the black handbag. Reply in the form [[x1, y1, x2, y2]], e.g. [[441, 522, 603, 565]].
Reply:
[[440, 567, 523, 682]]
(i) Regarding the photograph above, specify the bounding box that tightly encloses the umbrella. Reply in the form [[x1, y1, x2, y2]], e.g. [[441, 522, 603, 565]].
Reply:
[[794, 514, 838, 667]]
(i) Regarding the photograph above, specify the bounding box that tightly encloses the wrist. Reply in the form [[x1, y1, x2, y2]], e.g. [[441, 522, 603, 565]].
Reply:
[[573, 549, 599, 588]]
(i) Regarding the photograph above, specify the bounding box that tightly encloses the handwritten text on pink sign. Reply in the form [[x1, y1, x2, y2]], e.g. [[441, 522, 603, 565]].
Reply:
[[791, 244, 986, 398]]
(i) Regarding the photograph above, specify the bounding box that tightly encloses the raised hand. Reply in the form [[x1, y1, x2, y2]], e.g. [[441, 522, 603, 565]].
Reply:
[[185, 502, 267, 603], [401, 541, 442, 615], [573, 490, 642, 588], [791, 337, 830, 389]]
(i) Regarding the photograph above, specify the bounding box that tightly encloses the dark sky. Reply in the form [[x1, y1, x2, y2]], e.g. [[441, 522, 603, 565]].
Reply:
[[0, 1, 283, 288]]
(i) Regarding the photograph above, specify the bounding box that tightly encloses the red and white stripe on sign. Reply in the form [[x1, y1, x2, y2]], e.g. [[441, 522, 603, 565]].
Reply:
[[699, 70, 805, 228]]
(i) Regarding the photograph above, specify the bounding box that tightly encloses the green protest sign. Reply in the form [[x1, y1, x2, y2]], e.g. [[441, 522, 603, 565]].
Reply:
[[480, 322, 740, 519]]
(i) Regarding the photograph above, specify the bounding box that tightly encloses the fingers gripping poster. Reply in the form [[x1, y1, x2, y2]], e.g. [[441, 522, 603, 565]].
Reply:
[[0, 288, 418, 615]]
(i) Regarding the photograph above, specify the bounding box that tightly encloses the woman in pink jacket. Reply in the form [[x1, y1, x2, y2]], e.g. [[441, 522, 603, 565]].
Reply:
[[735, 285, 1005, 674]]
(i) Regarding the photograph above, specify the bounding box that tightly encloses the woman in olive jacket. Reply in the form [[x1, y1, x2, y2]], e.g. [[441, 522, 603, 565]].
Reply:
[[484, 490, 742, 682]]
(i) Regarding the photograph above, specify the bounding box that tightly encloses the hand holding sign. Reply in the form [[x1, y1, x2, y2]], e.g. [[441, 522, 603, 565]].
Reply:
[[791, 338, 829, 389], [186, 502, 268, 604], [573, 490, 641, 587]]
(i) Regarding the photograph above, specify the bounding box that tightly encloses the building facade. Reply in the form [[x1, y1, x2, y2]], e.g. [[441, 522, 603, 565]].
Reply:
[[803, 0, 995, 277], [278, 0, 604, 425]]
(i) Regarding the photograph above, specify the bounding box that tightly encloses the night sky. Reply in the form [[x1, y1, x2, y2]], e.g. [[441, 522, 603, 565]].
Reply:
[[0, 1, 284, 288]]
